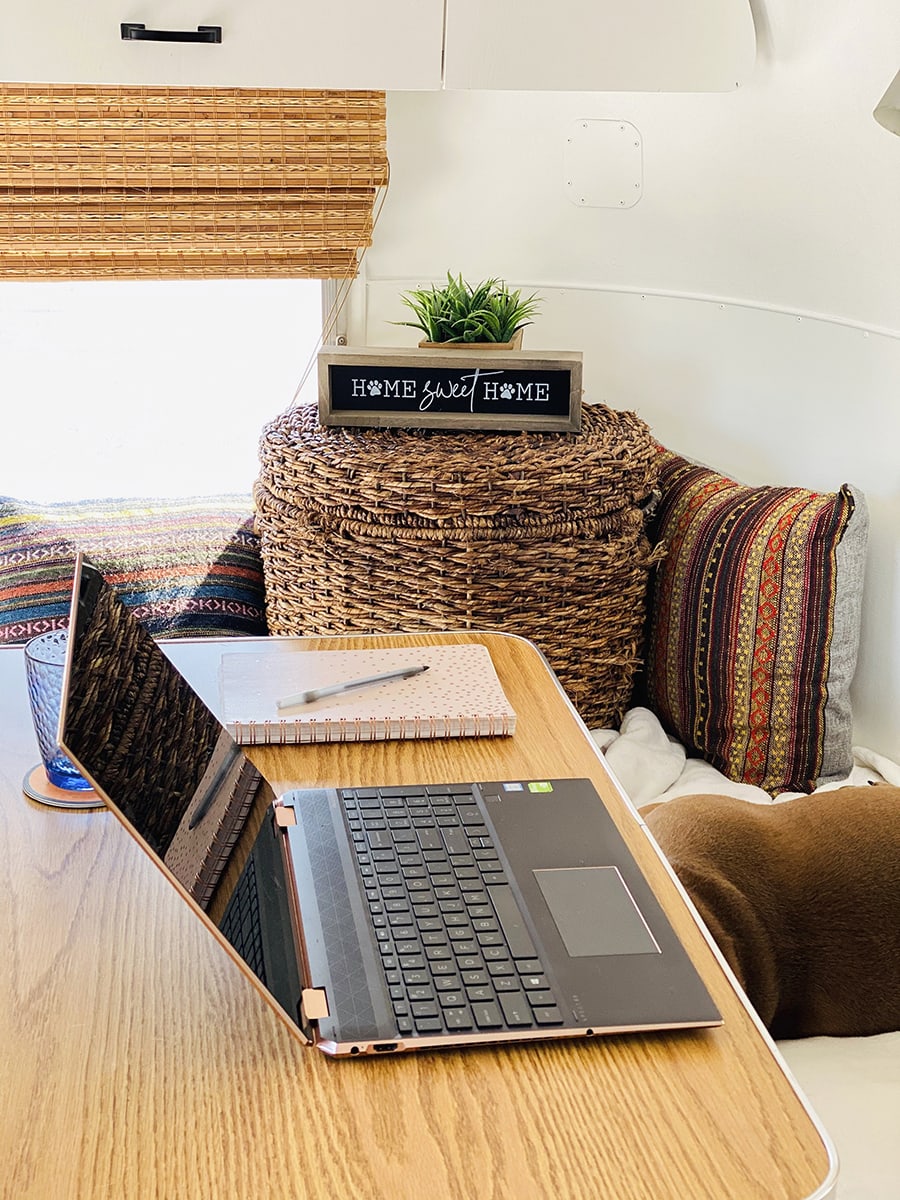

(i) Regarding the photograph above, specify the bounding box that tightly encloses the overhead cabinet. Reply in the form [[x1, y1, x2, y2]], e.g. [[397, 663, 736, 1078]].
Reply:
[[0, 1, 445, 90], [0, 0, 756, 92], [443, 0, 757, 91]]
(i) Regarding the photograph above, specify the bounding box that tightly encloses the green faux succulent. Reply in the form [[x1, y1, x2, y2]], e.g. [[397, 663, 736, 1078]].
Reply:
[[395, 273, 541, 344]]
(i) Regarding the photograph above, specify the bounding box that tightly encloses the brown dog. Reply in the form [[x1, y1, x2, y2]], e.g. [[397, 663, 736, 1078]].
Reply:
[[644, 786, 900, 1039]]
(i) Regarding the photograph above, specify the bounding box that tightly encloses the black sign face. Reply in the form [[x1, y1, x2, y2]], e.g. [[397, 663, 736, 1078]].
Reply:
[[318, 348, 582, 432]]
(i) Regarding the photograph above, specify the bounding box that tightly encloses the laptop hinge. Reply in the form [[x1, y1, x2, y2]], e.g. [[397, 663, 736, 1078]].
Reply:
[[274, 800, 297, 827], [301, 987, 330, 1022]]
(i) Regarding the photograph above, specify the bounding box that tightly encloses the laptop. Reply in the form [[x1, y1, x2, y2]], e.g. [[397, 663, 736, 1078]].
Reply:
[[58, 554, 721, 1056]]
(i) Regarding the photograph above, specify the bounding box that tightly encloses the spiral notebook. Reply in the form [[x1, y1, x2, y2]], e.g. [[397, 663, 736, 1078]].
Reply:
[[219, 642, 517, 744]]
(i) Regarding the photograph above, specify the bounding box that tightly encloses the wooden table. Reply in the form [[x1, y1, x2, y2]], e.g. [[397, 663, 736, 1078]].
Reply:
[[0, 632, 836, 1200]]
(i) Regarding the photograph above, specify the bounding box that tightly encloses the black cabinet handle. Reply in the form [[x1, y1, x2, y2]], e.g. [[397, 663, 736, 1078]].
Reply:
[[120, 23, 222, 43]]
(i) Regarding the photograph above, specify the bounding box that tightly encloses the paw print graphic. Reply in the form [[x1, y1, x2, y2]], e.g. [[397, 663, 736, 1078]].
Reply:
[[499, 383, 515, 400], [367, 380, 382, 396]]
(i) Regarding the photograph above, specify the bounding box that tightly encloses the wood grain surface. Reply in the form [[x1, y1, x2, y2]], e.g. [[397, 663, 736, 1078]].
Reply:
[[0, 633, 834, 1200]]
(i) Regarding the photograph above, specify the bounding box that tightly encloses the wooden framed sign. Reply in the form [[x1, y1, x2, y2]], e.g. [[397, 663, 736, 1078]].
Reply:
[[318, 346, 583, 432]]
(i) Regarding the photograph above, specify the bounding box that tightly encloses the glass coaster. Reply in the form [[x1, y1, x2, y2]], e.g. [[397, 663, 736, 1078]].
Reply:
[[22, 764, 105, 810]]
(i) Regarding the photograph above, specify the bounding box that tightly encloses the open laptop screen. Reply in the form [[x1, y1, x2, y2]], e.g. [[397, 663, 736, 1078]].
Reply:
[[59, 556, 280, 920], [59, 555, 304, 1029]]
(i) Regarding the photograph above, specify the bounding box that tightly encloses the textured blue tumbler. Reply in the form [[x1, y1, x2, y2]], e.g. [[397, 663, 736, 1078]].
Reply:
[[24, 629, 93, 791]]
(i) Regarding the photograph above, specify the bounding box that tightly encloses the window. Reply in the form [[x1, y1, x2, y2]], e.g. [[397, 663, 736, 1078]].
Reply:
[[0, 278, 322, 500], [0, 85, 386, 501]]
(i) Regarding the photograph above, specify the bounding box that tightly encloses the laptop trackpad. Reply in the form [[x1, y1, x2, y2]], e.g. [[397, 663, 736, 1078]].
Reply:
[[534, 866, 661, 957]]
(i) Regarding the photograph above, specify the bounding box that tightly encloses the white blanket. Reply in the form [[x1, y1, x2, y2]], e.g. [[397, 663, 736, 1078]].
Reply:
[[590, 708, 900, 1200], [591, 705, 889, 807]]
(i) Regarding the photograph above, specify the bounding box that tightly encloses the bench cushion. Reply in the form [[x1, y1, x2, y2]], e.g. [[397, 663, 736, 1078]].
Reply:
[[0, 494, 267, 643]]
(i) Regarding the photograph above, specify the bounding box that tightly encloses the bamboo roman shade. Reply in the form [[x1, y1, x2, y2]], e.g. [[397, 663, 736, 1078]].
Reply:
[[0, 86, 387, 279]]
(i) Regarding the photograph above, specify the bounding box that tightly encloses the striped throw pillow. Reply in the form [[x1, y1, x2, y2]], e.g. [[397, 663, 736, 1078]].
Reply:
[[0, 495, 268, 644], [644, 451, 867, 794]]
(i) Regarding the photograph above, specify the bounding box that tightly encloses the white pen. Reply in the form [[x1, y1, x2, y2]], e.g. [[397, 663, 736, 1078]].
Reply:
[[276, 664, 429, 709]]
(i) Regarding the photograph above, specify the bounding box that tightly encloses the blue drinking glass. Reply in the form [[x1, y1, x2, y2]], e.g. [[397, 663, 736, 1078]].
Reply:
[[24, 629, 93, 791]]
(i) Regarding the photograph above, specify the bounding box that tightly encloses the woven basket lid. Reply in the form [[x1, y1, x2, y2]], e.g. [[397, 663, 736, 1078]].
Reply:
[[257, 402, 657, 525]]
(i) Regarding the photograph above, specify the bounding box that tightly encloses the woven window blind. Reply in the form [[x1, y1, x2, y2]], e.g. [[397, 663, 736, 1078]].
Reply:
[[0, 85, 387, 280]]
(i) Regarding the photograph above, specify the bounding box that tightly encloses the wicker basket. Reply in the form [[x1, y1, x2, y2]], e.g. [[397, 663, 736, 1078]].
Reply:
[[254, 402, 660, 727]]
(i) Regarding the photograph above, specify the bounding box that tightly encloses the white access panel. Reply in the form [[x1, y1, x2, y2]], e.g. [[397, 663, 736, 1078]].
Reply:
[[443, 0, 757, 91], [0, 1, 444, 90], [565, 120, 643, 208]]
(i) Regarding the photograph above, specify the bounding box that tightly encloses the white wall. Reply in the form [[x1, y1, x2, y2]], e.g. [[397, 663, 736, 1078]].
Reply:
[[354, 0, 900, 760], [0, 279, 321, 501]]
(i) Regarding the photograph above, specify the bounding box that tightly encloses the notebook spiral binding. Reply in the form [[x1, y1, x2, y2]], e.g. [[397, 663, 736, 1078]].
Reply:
[[231, 711, 512, 745]]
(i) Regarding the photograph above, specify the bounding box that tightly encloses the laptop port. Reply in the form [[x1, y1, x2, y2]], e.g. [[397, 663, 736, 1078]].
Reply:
[[373, 1042, 399, 1053]]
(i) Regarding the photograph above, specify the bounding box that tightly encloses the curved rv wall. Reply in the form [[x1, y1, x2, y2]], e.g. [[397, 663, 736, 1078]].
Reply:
[[354, 0, 900, 762]]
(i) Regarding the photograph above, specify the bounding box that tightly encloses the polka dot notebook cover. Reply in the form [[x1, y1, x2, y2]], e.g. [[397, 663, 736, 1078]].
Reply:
[[219, 643, 517, 744]]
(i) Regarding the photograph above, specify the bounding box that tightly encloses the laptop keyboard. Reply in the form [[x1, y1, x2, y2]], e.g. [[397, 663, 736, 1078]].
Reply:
[[340, 783, 565, 1037]]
